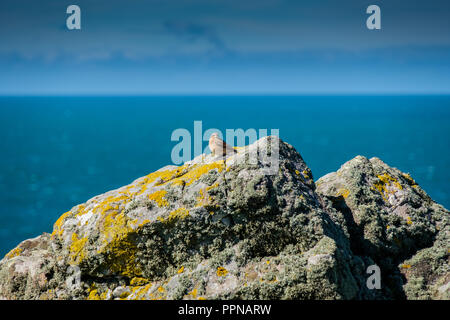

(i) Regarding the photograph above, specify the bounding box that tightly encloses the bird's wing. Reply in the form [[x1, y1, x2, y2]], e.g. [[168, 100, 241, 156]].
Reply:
[[216, 138, 237, 153]]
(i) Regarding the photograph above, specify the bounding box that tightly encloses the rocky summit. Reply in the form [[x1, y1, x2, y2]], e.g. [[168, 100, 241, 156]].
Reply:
[[0, 136, 448, 300]]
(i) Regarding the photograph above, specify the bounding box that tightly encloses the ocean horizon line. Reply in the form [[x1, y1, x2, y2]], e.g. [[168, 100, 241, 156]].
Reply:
[[1, 93, 450, 98]]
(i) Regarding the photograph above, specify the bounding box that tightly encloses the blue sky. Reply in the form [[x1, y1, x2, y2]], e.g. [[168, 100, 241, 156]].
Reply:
[[1, 0, 449, 94]]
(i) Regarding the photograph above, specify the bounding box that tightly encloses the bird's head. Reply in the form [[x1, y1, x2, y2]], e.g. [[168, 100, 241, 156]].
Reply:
[[210, 133, 220, 140]]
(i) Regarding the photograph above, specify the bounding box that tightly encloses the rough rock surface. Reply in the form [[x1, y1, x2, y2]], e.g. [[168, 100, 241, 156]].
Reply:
[[0, 137, 448, 300], [316, 156, 449, 299]]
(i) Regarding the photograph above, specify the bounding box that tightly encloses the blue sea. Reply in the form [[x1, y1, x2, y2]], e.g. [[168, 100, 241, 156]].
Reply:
[[0, 96, 449, 257]]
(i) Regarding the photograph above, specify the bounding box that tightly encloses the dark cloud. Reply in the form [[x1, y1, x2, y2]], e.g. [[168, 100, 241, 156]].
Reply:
[[163, 21, 229, 53]]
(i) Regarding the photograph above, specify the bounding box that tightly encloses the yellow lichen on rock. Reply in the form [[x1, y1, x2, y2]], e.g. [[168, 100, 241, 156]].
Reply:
[[87, 288, 102, 300], [94, 195, 128, 216], [54, 187, 149, 277], [167, 208, 190, 223], [337, 188, 350, 198], [130, 277, 149, 286], [119, 284, 151, 300], [51, 210, 72, 238], [102, 210, 130, 242], [135, 219, 150, 229], [137, 165, 188, 194], [402, 173, 418, 188], [74, 204, 87, 217], [196, 182, 220, 207], [196, 188, 206, 206], [148, 190, 169, 207], [373, 173, 403, 200], [50, 161, 224, 248], [378, 173, 403, 190], [216, 266, 228, 277], [170, 161, 225, 187], [207, 182, 219, 191], [4, 247, 23, 260], [156, 208, 190, 224], [133, 284, 153, 300], [189, 287, 198, 299], [100, 210, 142, 278], [302, 170, 310, 179], [406, 216, 413, 225], [196, 188, 212, 207], [69, 233, 88, 264], [104, 236, 141, 278]]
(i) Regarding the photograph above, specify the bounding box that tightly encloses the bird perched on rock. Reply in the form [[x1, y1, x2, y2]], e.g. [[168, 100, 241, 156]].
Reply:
[[209, 133, 237, 156]]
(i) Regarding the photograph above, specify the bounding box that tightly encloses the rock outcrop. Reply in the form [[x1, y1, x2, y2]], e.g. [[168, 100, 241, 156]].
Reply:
[[0, 137, 448, 300], [316, 156, 449, 299]]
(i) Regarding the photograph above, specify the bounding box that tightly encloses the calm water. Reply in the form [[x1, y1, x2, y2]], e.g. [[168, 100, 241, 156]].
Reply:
[[0, 96, 449, 256]]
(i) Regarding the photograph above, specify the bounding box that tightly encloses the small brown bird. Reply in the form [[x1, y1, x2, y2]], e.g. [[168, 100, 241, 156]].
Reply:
[[209, 133, 237, 156]]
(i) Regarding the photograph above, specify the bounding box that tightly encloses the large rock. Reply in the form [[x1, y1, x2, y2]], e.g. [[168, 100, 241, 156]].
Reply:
[[0, 137, 448, 300], [316, 156, 449, 299]]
